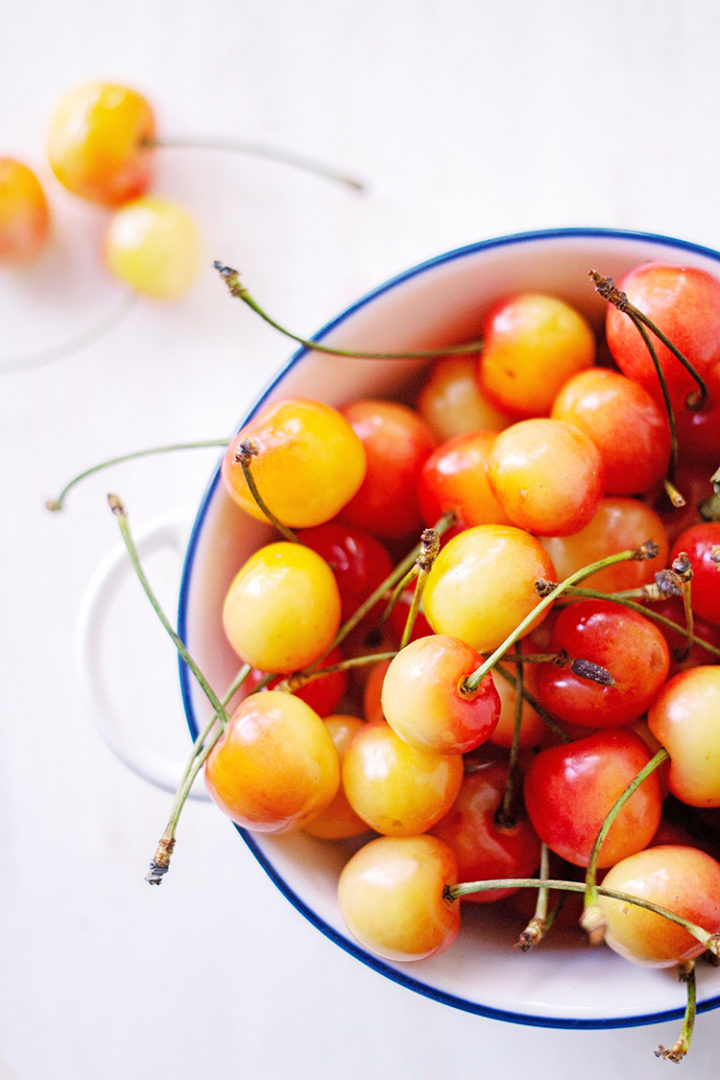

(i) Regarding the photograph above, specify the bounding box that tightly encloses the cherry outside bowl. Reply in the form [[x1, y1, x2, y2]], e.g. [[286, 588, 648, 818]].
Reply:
[[177, 227, 720, 1030]]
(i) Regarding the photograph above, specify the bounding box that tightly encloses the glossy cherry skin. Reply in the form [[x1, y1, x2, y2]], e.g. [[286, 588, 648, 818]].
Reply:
[[342, 721, 463, 836], [423, 524, 556, 653], [430, 761, 541, 902], [297, 521, 393, 629], [486, 418, 605, 537], [338, 398, 436, 539], [338, 834, 460, 962], [0, 158, 51, 264], [205, 691, 340, 832], [478, 293, 596, 418], [551, 367, 671, 495], [222, 398, 366, 528], [648, 666, 720, 807], [417, 430, 511, 530], [47, 81, 155, 207], [523, 728, 664, 868], [674, 360, 720, 463], [533, 600, 670, 728], [381, 635, 501, 754], [670, 522, 720, 626], [233, 644, 349, 717], [599, 844, 720, 967], [605, 262, 720, 405]]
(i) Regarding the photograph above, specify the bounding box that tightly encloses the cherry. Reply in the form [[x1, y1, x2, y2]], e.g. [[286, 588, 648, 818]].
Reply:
[[648, 666, 720, 807], [204, 690, 340, 832], [673, 360, 720, 464], [416, 353, 512, 440], [523, 728, 664, 868], [604, 261, 720, 405], [430, 761, 541, 903], [47, 81, 155, 207], [486, 418, 605, 537], [670, 522, 720, 626], [551, 367, 671, 496], [532, 600, 670, 728], [0, 157, 51, 264], [233, 644, 349, 718], [104, 195, 201, 299], [380, 634, 500, 754], [478, 292, 596, 418], [337, 834, 460, 962], [417, 429, 511, 530], [422, 523, 557, 653], [341, 721, 463, 836], [598, 844, 720, 967], [296, 521, 393, 629], [338, 399, 436, 540], [304, 715, 371, 840], [222, 541, 341, 674], [386, 579, 434, 645], [222, 398, 367, 529]]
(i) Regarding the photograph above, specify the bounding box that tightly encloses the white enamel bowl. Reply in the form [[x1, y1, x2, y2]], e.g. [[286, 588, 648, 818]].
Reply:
[[177, 228, 720, 1030]]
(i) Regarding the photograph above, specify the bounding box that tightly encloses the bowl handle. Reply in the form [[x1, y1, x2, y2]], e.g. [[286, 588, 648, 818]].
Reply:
[[75, 512, 210, 800]]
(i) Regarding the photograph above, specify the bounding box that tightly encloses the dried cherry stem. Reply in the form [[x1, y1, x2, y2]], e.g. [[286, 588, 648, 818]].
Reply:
[[495, 653, 524, 830], [45, 438, 229, 511], [517, 843, 552, 951], [461, 542, 658, 693], [582, 747, 671, 925], [142, 135, 365, 192], [1, 291, 137, 375], [214, 263, 484, 360], [655, 962, 696, 1063], [492, 662, 571, 743], [447, 878, 720, 958], [500, 649, 614, 686], [399, 528, 439, 649], [671, 551, 694, 663], [557, 586, 720, 661], [235, 437, 298, 542]]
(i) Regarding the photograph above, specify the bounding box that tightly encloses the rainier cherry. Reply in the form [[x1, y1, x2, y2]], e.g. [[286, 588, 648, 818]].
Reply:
[[416, 353, 512, 439], [648, 666, 720, 807], [417, 429, 511, 530], [104, 195, 201, 299], [0, 158, 51, 264], [305, 715, 371, 840]]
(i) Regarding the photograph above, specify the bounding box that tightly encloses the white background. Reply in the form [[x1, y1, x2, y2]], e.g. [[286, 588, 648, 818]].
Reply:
[[3, 1, 720, 1077]]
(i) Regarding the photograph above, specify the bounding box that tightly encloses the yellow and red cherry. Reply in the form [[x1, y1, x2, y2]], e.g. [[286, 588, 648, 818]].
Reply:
[[670, 522, 720, 626], [338, 834, 461, 962], [103, 195, 201, 299], [416, 353, 512, 440], [486, 418, 605, 537], [222, 541, 341, 674], [0, 157, 51, 264], [478, 292, 596, 419], [381, 634, 500, 754], [222, 398, 366, 529], [342, 721, 463, 836], [598, 844, 720, 967], [47, 81, 155, 207], [523, 728, 664, 868], [488, 649, 549, 752], [204, 690, 340, 833], [533, 600, 670, 729], [605, 262, 720, 404], [648, 666, 720, 807], [540, 496, 669, 594], [296, 521, 393, 628], [430, 760, 542, 903], [551, 367, 671, 496], [305, 714, 370, 840], [338, 398, 436, 540], [422, 523, 556, 653], [417, 429, 511, 530]]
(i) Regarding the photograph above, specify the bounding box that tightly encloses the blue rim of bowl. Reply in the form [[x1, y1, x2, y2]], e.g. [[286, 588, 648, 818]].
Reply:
[[177, 226, 720, 1030]]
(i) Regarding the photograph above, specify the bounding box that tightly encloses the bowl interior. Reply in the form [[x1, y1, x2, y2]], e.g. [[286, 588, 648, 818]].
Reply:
[[178, 228, 720, 1028]]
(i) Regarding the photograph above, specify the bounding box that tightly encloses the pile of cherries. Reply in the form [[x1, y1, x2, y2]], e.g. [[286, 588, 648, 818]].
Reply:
[[136, 258, 720, 1061]]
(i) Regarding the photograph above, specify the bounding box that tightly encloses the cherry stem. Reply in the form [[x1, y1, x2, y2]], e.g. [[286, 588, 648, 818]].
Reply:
[[500, 650, 614, 686], [461, 542, 658, 693], [558, 586, 720, 660], [582, 747, 670, 913], [278, 650, 397, 692], [671, 551, 695, 663], [214, 263, 484, 360], [495, 654, 523, 830], [143, 135, 365, 192], [235, 438, 298, 542], [492, 662, 571, 742], [447, 877, 720, 957], [517, 843, 552, 951], [1, 291, 138, 376], [655, 963, 697, 1063], [399, 529, 439, 649], [45, 438, 229, 511]]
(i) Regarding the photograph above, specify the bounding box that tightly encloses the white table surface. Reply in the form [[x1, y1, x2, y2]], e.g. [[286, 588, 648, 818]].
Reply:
[[4, 1, 720, 1076]]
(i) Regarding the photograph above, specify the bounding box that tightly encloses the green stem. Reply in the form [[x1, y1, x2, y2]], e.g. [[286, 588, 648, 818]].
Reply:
[[214, 263, 484, 361], [655, 963, 697, 1063], [279, 650, 398, 692], [143, 135, 365, 192], [399, 528, 440, 650], [496, 655, 523, 829], [46, 438, 229, 511], [517, 843, 551, 951], [583, 747, 670, 907], [461, 543, 657, 693], [492, 663, 571, 743]]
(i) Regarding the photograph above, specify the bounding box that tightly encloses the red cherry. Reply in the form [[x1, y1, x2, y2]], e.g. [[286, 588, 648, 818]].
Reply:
[[670, 522, 720, 626], [297, 521, 393, 628], [235, 645, 349, 717]]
